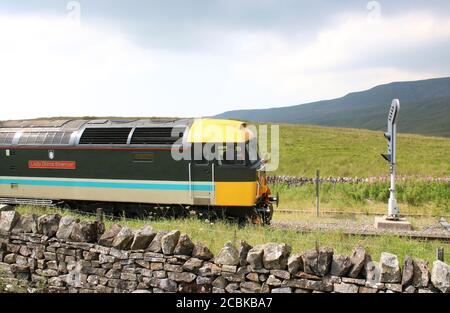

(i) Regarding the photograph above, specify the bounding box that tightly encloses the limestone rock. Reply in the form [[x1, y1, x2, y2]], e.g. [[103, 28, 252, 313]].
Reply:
[[266, 275, 282, 286], [365, 260, 381, 285], [167, 271, 197, 283], [4, 253, 16, 264], [262, 243, 291, 270], [212, 276, 227, 289], [132, 290, 151, 293], [70, 221, 100, 243], [215, 242, 240, 266], [348, 245, 367, 278], [359, 286, 378, 293], [37, 214, 61, 237], [182, 258, 204, 272], [330, 255, 352, 277], [413, 258, 429, 288], [147, 231, 168, 253], [271, 287, 292, 293], [246, 245, 264, 270], [149, 278, 177, 292], [111, 227, 134, 250], [56, 216, 78, 240], [385, 283, 402, 292], [225, 283, 239, 293], [192, 243, 213, 260], [221, 265, 237, 273], [302, 249, 318, 276], [174, 234, 194, 255], [380, 252, 401, 283], [196, 276, 214, 285], [246, 272, 259, 282], [0, 210, 21, 232], [401, 256, 414, 286], [418, 288, 434, 293], [431, 260, 450, 293], [317, 247, 333, 276], [284, 278, 332, 292], [302, 247, 333, 277], [240, 281, 261, 293], [161, 230, 180, 255], [238, 241, 252, 266], [270, 269, 290, 280], [198, 262, 221, 277], [287, 253, 303, 274], [130, 225, 156, 250], [334, 282, 359, 293], [98, 224, 122, 247], [12, 214, 37, 234]]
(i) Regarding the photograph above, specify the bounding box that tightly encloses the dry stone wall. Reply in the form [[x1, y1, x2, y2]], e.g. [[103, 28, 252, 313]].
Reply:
[[0, 210, 449, 293]]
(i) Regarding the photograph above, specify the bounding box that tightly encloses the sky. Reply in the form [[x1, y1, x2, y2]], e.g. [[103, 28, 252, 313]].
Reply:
[[1, 0, 450, 119]]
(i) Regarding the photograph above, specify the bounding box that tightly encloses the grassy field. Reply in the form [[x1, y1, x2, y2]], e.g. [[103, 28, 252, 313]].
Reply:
[[271, 181, 450, 216], [264, 124, 450, 215], [14, 205, 449, 265], [272, 124, 450, 177]]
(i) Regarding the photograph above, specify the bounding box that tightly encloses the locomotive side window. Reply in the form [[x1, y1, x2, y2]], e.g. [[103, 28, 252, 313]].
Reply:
[[133, 153, 154, 162]]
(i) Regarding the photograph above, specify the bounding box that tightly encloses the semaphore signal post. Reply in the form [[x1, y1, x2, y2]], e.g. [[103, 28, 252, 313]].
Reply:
[[375, 99, 412, 230]]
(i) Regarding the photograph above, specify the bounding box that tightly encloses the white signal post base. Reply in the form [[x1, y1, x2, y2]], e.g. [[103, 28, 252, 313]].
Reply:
[[387, 165, 399, 220], [374, 216, 412, 231], [375, 168, 411, 230]]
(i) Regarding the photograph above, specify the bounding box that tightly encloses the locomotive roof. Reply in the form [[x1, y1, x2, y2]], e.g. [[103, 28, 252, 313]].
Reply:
[[0, 118, 253, 145], [0, 118, 194, 132]]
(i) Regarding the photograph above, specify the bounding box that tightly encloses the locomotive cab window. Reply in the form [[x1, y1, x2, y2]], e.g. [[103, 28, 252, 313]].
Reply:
[[218, 143, 246, 166]]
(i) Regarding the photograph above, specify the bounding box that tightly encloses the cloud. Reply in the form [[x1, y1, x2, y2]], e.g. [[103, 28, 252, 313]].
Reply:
[[230, 11, 450, 105], [0, 15, 156, 119], [0, 6, 449, 119]]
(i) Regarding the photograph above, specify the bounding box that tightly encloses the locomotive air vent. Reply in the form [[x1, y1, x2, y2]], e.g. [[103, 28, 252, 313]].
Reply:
[[130, 127, 185, 145], [0, 132, 15, 145], [79, 128, 132, 145], [18, 132, 73, 145]]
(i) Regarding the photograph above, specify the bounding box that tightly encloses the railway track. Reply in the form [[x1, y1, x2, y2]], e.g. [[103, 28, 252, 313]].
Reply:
[[271, 221, 450, 243], [275, 208, 450, 218]]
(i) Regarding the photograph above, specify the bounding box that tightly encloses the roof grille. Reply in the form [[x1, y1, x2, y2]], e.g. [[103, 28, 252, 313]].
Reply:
[[79, 128, 132, 145], [17, 132, 72, 145], [130, 127, 184, 145], [0, 132, 15, 145]]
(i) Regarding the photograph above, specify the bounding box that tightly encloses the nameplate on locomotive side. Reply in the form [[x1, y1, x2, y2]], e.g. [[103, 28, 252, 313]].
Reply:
[[28, 160, 77, 170]]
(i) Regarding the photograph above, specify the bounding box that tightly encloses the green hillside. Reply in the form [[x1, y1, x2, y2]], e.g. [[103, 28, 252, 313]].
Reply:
[[271, 124, 450, 177], [216, 77, 450, 137]]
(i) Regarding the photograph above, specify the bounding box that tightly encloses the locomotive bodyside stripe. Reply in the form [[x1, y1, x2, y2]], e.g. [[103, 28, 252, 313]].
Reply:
[[0, 185, 198, 205], [0, 177, 213, 192]]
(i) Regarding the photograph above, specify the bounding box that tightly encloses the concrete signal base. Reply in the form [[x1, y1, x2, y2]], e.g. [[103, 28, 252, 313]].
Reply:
[[374, 216, 412, 231]]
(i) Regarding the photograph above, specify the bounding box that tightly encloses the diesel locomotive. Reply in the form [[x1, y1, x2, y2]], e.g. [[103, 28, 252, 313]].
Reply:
[[0, 118, 275, 224]]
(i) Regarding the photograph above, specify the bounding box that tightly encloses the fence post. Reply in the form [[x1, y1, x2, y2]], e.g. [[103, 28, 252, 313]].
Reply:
[[437, 247, 444, 261], [316, 169, 320, 217], [96, 208, 104, 223]]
